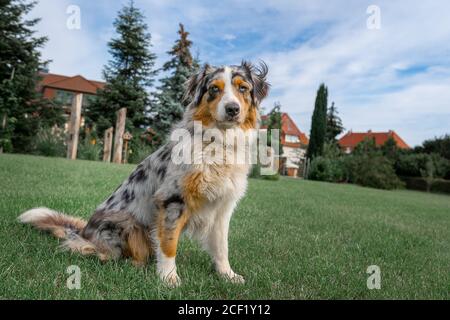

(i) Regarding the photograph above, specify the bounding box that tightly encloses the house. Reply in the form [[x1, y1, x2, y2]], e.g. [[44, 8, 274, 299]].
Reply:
[[37, 72, 105, 159], [262, 113, 309, 177], [38, 72, 105, 128], [338, 130, 410, 153]]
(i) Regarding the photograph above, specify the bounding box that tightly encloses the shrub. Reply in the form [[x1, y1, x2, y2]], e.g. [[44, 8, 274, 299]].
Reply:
[[346, 154, 403, 190], [128, 138, 154, 164], [400, 177, 428, 192], [262, 173, 280, 181], [401, 177, 450, 195], [395, 153, 428, 177], [77, 136, 102, 161], [395, 153, 450, 179], [308, 156, 345, 183], [249, 164, 261, 179], [32, 127, 65, 158], [431, 179, 450, 194], [422, 134, 450, 160]]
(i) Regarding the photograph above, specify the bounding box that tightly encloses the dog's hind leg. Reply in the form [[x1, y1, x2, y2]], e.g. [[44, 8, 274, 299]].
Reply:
[[125, 225, 152, 267]]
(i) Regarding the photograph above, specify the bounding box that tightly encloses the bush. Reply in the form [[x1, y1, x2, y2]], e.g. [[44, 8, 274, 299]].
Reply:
[[249, 164, 261, 178], [422, 134, 450, 160], [77, 136, 102, 161], [308, 156, 345, 183], [431, 179, 450, 194], [128, 138, 154, 164], [401, 177, 450, 194], [395, 153, 428, 177], [346, 154, 403, 190], [262, 173, 280, 181], [395, 153, 450, 179], [32, 127, 65, 157]]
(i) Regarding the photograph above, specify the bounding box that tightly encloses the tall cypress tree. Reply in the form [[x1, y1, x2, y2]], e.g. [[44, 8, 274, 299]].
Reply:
[[0, 0, 61, 153], [306, 83, 328, 159], [149, 23, 197, 143], [86, 1, 157, 133], [325, 101, 344, 143]]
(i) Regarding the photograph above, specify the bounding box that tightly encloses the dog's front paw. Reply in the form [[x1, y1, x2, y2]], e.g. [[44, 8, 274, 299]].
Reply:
[[159, 271, 181, 288], [221, 271, 245, 284]]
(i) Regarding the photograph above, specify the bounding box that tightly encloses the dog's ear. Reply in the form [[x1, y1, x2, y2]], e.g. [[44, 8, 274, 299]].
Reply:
[[183, 63, 214, 106], [241, 60, 270, 106]]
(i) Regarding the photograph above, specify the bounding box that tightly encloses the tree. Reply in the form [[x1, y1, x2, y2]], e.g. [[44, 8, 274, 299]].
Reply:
[[326, 101, 344, 143], [421, 135, 450, 160], [0, 0, 62, 153], [85, 1, 158, 133], [381, 136, 398, 161], [266, 102, 283, 155], [149, 23, 197, 143], [306, 83, 328, 159]]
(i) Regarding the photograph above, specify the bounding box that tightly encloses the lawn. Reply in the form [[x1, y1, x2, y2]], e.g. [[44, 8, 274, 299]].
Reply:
[[0, 153, 449, 299]]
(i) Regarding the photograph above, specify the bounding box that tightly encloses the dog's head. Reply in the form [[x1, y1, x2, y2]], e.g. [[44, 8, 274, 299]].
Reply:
[[184, 61, 270, 130]]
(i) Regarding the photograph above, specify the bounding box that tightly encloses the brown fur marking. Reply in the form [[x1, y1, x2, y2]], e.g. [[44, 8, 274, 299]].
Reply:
[[32, 215, 87, 239], [157, 208, 188, 258], [182, 171, 206, 212], [126, 225, 152, 266]]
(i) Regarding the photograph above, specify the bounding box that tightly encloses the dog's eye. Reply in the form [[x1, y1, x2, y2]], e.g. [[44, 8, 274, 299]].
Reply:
[[209, 86, 220, 94], [239, 85, 248, 93]]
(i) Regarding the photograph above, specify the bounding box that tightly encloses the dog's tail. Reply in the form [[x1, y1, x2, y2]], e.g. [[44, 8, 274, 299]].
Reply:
[[18, 207, 96, 255]]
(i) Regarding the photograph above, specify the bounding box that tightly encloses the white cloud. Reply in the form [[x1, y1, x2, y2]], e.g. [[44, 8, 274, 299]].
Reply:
[[223, 34, 236, 41], [29, 0, 450, 146], [257, 0, 450, 146]]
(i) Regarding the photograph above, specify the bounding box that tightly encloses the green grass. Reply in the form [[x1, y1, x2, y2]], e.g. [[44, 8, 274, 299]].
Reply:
[[0, 153, 449, 299]]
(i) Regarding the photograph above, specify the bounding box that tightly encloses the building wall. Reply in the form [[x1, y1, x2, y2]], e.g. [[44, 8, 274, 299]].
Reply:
[[281, 146, 307, 177], [282, 146, 305, 168]]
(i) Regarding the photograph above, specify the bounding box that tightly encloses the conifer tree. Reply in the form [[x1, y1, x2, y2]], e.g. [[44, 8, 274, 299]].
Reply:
[[266, 102, 283, 155], [86, 1, 157, 133], [306, 83, 328, 159], [149, 23, 197, 143], [325, 101, 344, 143], [0, 0, 61, 152]]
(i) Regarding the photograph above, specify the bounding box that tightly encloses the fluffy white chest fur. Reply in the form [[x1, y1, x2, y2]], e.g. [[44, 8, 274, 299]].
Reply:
[[185, 163, 249, 241]]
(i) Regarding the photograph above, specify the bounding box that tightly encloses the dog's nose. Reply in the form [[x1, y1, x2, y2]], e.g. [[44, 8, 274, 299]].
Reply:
[[225, 102, 240, 117]]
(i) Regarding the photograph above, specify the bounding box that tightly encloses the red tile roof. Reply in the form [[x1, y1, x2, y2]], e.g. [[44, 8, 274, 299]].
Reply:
[[261, 112, 309, 146], [38, 72, 105, 95], [338, 130, 410, 150]]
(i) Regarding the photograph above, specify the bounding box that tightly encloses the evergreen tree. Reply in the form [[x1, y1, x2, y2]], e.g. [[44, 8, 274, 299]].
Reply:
[[325, 101, 344, 143], [149, 23, 197, 143], [265, 102, 283, 154], [0, 0, 61, 153], [86, 1, 157, 134], [381, 136, 398, 161], [306, 83, 328, 159]]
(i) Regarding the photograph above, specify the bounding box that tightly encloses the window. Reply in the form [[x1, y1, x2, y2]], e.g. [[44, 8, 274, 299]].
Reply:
[[55, 90, 74, 106], [285, 134, 300, 143]]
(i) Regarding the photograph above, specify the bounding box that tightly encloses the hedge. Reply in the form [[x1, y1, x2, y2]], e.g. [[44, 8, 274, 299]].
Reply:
[[400, 176, 450, 195]]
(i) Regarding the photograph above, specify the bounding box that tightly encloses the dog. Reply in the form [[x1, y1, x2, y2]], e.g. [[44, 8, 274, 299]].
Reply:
[[18, 61, 269, 287]]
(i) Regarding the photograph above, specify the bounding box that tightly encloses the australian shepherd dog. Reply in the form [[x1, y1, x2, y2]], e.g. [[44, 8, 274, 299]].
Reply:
[[19, 61, 270, 287]]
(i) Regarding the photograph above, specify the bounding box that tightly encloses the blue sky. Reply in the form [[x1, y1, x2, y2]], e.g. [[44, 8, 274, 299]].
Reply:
[[31, 0, 450, 146]]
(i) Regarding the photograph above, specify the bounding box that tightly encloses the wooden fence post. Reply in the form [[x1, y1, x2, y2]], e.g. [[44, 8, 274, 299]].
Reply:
[[66, 93, 83, 160], [0, 114, 6, 154], [113, 108, 127, 164], [122, 131, 133, 164], [103, 127, 114, 162]]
